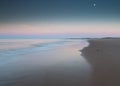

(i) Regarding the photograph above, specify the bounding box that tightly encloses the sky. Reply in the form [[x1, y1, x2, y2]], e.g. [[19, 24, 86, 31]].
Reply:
[[0, 0, 120, 38]]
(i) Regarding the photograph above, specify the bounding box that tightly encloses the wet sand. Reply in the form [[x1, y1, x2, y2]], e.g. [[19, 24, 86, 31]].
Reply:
[[82, 38, 120, 86], [0, 39, 91, 86]]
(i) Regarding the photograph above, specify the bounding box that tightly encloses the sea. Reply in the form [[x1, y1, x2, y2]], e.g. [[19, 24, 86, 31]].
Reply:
[[0, 39, 92, 86]]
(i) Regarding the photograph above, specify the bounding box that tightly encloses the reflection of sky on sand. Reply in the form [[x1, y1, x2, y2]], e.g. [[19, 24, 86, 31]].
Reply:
[[0, 39, 92, 86], [0, 39, 61, 50]]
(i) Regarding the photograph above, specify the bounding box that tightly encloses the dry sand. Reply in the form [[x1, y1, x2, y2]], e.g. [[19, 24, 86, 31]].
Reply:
[[82, 38, 120, 86]]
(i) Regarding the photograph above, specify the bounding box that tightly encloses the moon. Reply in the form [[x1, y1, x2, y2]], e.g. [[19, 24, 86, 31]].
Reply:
[[93, 3, 96, 7]]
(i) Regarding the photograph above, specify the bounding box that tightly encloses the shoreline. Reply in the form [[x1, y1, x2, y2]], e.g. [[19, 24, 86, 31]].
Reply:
[[81, 38, 120, 86]]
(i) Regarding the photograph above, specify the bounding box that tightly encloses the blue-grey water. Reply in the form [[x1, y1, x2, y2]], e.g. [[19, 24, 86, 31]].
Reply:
[[0, 39, 92, 86]]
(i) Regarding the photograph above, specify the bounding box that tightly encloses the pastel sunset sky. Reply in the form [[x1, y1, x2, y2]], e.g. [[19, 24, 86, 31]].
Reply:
[[0, 0, 120, 38]]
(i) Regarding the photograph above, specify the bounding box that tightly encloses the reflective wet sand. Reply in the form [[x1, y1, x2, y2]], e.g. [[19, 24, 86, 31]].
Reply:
[[0, 39, 92, 86]]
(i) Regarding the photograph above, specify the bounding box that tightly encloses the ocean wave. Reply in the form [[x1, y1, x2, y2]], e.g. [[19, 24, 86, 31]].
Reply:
[[0, 39, 68, 58]]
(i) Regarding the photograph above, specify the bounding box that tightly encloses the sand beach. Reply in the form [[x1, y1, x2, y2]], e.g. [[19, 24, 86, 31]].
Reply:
[[82, 38, 120, 86]]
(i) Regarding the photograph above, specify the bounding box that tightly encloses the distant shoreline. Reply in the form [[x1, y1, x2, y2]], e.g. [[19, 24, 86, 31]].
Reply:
[[0, 37, 120, 39]]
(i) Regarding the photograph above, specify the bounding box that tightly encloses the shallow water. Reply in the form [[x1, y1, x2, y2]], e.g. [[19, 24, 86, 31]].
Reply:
[[0, 39, 92, 86]]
